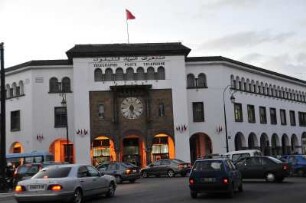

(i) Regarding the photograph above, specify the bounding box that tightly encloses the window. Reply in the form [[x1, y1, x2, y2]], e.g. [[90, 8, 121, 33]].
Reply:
[[270, 108, 277, 125], [158, 103, 165, 117], [98, 104, 105, 119], [104, 68, 113, 81], [247, 105, 256, 123], [94, 69, 102, 81], [136, 67, 145, 80], [62, 77, 71, 92], [147, 67, 155, 80], [280, 109, 287, 125], [126, 67, 134, 80], [192, 102, 204, 122], [49, 77, 59, 93], [55, 107, 67, 127], [187, 74, 195, 88], [298, 112, 306, 126], [197, 73, 207, 88], [259, 106, 267, 124], [290, 110, 296, 126], [157, 67, 165, 80], [115, 68, 124, 81], [234, 103, 243, 122], [11, 110, 20, 131]]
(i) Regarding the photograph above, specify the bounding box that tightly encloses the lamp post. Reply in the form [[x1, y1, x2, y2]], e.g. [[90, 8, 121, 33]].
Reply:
[[0, 42, 8, 192], [59, 84, 70, 163], [223, 85, 236, 153]]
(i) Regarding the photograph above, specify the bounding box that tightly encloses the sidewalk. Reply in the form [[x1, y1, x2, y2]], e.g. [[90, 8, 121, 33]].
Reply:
[[0, 191, 14, 200]]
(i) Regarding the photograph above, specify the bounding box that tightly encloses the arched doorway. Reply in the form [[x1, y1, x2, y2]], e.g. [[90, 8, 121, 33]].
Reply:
[[121, 134, 145, 167], [248, 133, 258, 149], [260, 133, 270, 155], [281, 134, 290, 155], [271, 134, 280, 156], [302, 132, 306, 154], [235, 132, 246, 150], [291, 134, 299, 154], [189, 133, 212, 164], [151, 134, 175, 162], [91, 136, 116, 166], [9, 142, 24, 153], [49, 139, 74, 163]]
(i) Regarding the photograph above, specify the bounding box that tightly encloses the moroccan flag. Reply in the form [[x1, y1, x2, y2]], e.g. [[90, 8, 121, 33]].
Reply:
[[126, 9, 136, 20]]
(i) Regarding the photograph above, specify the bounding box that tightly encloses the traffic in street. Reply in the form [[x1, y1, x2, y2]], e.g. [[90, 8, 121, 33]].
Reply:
[[3, 176, 306, 203]]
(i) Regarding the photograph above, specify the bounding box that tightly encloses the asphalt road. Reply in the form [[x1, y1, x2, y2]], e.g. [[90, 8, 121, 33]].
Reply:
[[5, 176, 306, 203]]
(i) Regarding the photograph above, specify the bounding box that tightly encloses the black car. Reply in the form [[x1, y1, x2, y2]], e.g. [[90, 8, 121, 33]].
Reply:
[[235, 156, 290, 182], [141, 159, 191, 178], [189, 158, 243, 198], [96, 162, 140, 183]]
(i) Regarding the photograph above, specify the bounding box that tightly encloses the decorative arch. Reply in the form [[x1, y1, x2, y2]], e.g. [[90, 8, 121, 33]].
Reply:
[[281, 134, 290, 155], [260, 133, 270, 155], [49, 138, 74, 163], [49, 77, 59, 92], [271, 133, 281, 156], [104, 68, 113, 81], [62, 77, 71, 92], [157, 66, 165, 80], [248, 133, 258, 149], [91, 136, 116, 166], [291, 134, 299, 154], [9, 142, 24, 153], [146, 67, 155, 80], [115, 68, 124, 81], [151, 133, 175, 162], [189, 133, 212, 164], [187, 74, 195, 88], [136, 67, 145, 80], [126, 67, 134, 80], [197, 73, 207, 88], [94, 68, 103, 81], [19, 80, 24, 95]]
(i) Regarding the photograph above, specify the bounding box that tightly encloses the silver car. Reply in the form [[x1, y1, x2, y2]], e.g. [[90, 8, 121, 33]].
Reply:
[[14, 164, 117, 203]]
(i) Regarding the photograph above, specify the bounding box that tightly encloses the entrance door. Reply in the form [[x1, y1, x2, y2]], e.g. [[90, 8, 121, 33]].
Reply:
[[123, 138, 140, 166]]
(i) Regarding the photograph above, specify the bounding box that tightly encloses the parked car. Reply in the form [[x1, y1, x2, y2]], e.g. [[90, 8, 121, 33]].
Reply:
[[222, 149, 262, 163], [96, 162, 140, 183], [280, 154, 306, 176], [189, 158, 243, 198], [141, 159, 191, 178], [14, 164, 116, 203], [13, 162, 68, 187], [235, 156, 290, 182]]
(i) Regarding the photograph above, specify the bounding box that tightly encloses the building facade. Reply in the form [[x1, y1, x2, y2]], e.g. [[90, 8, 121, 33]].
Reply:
[[3, 42, 306, 166]]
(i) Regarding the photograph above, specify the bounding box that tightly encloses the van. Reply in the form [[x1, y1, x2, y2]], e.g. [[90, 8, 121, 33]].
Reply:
[[222, 150, 262, 163]]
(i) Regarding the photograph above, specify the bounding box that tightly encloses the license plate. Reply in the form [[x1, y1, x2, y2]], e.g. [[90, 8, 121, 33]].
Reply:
[[28, 184, 45, 191], [203, 178, 216, 183]]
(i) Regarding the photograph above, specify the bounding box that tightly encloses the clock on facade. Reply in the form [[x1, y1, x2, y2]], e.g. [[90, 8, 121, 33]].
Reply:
[[120, 97, 144, 119]]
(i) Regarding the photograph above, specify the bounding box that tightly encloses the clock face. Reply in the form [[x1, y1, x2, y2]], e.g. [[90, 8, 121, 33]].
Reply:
[[120, 97, 144, 119]]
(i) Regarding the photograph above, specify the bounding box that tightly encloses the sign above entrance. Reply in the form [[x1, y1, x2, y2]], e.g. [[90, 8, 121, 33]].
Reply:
[[90, 56, 166, 69]]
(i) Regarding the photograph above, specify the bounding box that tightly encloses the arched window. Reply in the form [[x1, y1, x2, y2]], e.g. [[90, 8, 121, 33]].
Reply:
[[98, 104, 105, 119], [241, 78, 246, 91], [62, 77, 71, 92], [236, 76, 240, 89], [246, 79, 250, 91], [230, 75, 235, 88], [147, 67, 155, 80], [197, 73, 207, 88], [157, 66, 165, 80], [94, 68, 102, 81], [115, 68, 124, 81], [187, 74, 195, 88], [126, 67, 134, 80], [6, 84, 10, 98], [49, 77, 59, 92], [12, 82, 17, 97], [105, 68, 113, 81], [136, 67, 145, 80], [158, 103, 165, 117], [19, 80, 24, 95]]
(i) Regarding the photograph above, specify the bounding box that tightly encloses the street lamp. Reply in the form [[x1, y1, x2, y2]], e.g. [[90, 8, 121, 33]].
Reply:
[[223, 85, 236, 153], [59, 83, 70, 163]]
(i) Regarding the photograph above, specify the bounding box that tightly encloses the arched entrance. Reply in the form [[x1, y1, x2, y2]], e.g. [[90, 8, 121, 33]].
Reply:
[[248, 133, 258, 149], [9, 142, 24, 153], [235, 132, 246, 150], [281, 134, 290, 155], [121, 134, 145, 167], [271, 134, 280, 156], [291, 134, 299, 154], [260, 133, 270, 155], [151, 134, 175, 162], [91, 136, 116, 166], [189, 133, 212, 164], [49, 139, 74, 163], [302, 132, 306, 154]]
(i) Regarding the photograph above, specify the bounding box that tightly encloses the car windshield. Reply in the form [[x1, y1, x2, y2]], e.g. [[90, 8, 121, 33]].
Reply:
[[172, 159, 185, 163], [33, 167, 71, 179], [17, 165, 40, 175], [193, 161, 223, 171]]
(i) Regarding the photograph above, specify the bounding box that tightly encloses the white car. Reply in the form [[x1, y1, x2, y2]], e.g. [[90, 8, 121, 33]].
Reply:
[[14, 164, 117, 203]]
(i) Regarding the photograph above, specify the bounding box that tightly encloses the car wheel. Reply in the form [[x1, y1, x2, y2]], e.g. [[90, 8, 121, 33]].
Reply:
[[297, 169, 305, 177], [72, 188, 83, 203], [142, 171, 148, 178], [167, 169, 175, 178], [190, 191, 198, 199], [106, 182, 116, 198], [115, 176, 122, 184], [265, 173, 275, 182]]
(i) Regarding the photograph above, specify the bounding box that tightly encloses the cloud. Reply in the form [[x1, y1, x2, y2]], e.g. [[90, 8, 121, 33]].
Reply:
[[198, 31, 295, 51]]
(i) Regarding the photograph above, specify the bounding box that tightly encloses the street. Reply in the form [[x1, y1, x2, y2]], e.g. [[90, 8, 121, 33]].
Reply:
[[5, 176, 306, 203]]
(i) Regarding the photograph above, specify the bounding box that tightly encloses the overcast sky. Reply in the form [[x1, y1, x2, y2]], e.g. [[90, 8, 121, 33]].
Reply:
[[1, 0, 306, 80]]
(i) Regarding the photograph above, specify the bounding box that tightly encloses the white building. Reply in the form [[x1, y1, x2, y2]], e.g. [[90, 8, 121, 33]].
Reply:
[[3, 42, 306, 166]]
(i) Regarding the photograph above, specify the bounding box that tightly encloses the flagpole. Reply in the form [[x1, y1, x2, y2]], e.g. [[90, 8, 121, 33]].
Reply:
[[126, 19, 130, 43]]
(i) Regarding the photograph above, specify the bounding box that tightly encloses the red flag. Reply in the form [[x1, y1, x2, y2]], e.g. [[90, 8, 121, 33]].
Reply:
[[126, 9, 136, 20]]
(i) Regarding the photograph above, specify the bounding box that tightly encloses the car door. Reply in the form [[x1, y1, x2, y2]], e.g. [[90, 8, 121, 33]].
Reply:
[[160, 160, 171, 175], [150, 160, 161, 175], [77, 166, 95, 196], [227, 160, 241, 188], [86, 165, 109, 194]]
